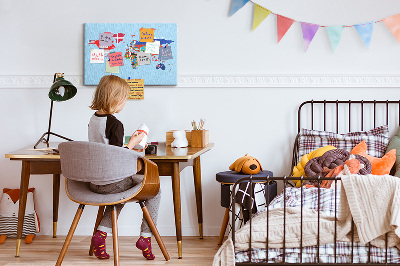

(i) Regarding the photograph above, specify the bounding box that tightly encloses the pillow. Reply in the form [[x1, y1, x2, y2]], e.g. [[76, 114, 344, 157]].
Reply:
[[292, 145, 336, 177], [296, 125, 390, 163], [305, 149, 372, 177], [351, 140, 396, 175], [386, 127, 400, 177]]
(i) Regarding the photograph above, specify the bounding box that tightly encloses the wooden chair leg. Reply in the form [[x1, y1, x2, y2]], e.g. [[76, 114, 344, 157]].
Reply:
[[139, 201, 170, 261], [56, 204, 85, 266], [218, 208, 230, 245], [111, 205, 119, 266], [89, 206, 105, 256]]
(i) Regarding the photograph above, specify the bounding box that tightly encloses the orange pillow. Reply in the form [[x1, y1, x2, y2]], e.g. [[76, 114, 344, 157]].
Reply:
[[351, 140, 396, 175]]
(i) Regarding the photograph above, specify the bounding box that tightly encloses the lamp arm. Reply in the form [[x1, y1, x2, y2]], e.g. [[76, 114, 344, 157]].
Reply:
[[45, 73, 57, 143], [46, 100, 54, 143]]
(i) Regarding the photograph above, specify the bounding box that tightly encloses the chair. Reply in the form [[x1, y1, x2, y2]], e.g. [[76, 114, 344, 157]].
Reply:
[[55, 141, 170, 265]]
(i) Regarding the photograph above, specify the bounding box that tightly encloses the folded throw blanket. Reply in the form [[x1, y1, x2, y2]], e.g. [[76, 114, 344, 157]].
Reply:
[[338, 174, 400, 249]]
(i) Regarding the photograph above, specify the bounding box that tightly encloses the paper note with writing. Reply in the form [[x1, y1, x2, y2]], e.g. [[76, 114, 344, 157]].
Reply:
[[106, 61, 119, 73], [90, 49, 105, 63], [140, 28, 155, 42], [108, 52, 124, 67], [99, 32, 113, 47], [126, 79, 144, 100], [145, 41, 160, 54], [137, 52, 151, 65], [159, 46, 173, 60]]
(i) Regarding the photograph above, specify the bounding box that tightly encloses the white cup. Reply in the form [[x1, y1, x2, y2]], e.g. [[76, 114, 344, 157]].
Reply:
[[133, 123, 149, 150]]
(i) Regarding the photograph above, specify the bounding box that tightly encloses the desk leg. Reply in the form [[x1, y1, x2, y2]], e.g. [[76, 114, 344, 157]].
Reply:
[[171, 162, 182, 259], [53, 174, 60, 238], [16, 161, 31, 257], [193, 157, 203, 239]]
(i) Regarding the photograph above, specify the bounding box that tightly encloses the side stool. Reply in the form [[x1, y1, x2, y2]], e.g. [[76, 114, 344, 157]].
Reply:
[[216, 170, 276, 245]]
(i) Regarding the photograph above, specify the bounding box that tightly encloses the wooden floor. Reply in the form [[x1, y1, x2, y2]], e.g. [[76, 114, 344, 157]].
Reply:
[[0, 235, 223, 265]]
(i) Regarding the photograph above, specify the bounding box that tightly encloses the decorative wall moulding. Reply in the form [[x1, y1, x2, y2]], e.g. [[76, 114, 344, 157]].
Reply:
[[0, 75, 84, 88], [0, 75, 399, 88], [178, 76, 400, 88]]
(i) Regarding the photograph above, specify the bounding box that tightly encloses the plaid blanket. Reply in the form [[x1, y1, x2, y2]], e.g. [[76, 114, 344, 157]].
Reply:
[[267, 186, 341, 216], [235, 186, 400, 263], [236, 242, 400, 263]]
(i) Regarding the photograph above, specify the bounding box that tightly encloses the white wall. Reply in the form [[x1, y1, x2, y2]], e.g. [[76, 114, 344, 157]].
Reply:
[[1, 0, 400, 237]]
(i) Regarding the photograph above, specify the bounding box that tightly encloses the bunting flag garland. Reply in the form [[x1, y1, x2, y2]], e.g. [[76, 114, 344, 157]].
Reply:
[[354, 22, 374, 49], [253, 4, 271, 31], [229, 0, 400, 52], [277, 15, 295, 43], [301, 22, 319, 52], [326, 26, 345, 52], [230, 0, 250, 17], [383, 14, 400, 44]]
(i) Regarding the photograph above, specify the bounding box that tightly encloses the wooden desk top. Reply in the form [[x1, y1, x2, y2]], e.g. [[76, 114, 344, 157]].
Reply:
[[5, 142, 214, 161]]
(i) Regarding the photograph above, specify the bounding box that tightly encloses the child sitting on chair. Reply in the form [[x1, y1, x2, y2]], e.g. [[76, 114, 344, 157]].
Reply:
[[88, 75, 161, 260]]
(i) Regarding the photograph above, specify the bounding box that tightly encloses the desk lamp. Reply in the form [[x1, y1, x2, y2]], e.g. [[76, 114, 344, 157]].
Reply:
[[33, 73, 77, 149]]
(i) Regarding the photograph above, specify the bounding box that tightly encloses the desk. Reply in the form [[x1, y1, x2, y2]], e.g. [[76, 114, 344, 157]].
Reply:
[[5, 142, 213, 258]]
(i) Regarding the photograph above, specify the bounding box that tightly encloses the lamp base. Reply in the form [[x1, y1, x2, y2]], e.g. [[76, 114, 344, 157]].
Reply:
[[33, 132, 73, 149]]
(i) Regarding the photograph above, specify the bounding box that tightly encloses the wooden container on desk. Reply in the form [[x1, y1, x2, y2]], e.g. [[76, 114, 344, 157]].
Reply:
[[191, 130, 209, 148], [166, 130, 192, 146]]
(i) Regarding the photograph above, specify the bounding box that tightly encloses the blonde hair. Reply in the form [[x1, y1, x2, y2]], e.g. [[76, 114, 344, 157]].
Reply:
[[90, 75, 130, 114]]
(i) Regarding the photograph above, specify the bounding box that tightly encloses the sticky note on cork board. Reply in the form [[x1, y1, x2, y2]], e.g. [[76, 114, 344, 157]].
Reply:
[[126, 79, 144, 100]]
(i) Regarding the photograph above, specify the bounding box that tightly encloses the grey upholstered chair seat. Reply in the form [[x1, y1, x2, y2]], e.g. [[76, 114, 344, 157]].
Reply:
[[66, 175, 144, 205]]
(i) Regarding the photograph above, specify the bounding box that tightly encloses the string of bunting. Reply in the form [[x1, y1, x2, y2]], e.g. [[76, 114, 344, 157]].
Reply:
[[230, 0, 400, 52]]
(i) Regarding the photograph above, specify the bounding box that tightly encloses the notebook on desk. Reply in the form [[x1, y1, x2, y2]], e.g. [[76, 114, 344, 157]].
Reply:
[[124, 136, 157, 154], [26, 147, 59, 154]]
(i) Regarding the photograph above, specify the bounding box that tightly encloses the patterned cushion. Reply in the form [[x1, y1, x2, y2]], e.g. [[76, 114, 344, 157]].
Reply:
[[296, 125, 390, 164]]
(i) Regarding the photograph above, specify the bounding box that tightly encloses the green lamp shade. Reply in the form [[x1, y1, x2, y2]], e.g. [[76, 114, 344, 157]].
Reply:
[[48, 76, 77, 102]]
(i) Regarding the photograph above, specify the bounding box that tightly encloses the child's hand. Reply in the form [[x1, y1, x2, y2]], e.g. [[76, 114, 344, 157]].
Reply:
[[133, 143, 148, 153], [126, 131, 145, 150]]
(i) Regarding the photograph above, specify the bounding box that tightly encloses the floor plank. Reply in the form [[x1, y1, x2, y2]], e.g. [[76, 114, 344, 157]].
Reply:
[[0, 236, 222, 265]]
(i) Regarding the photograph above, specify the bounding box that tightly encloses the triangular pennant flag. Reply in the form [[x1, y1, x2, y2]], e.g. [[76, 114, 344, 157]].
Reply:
[[252, 4, 271, 31], [354, 22, 374, 49], [230, 0, 250, 17], [383, 14, 400, 44], [326, 25, 345, 52], [277, 15, 295, 43], [301, 22, 320, 52]]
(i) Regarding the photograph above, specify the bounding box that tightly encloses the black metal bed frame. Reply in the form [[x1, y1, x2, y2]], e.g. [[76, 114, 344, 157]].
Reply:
[[232, 100, 400, 265]]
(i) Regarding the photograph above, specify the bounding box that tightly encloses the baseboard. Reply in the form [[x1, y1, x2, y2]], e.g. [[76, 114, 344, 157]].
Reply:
[[38, 225, 223, 237]]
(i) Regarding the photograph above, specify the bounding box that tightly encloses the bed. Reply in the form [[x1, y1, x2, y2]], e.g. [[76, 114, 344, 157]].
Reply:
[[214, 100, 400, 265]]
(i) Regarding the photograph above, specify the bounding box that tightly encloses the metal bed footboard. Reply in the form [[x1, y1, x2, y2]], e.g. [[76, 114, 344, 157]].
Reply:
[[231, 175, 394, 265], [232, 100, 400, 265]]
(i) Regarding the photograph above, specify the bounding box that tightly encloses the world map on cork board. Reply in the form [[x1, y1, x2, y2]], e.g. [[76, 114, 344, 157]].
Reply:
[[84, 23, 177, 85]]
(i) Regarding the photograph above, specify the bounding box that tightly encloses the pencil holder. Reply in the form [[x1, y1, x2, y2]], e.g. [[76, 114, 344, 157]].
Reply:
[[191, 130, 209, 148]]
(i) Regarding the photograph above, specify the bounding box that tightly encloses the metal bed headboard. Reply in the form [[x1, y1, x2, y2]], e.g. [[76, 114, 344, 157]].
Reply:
[[292, 100, 400, 170], [297, 100, 400, 133]]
